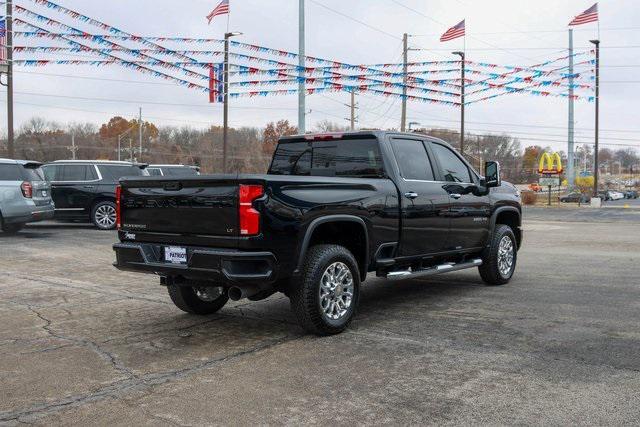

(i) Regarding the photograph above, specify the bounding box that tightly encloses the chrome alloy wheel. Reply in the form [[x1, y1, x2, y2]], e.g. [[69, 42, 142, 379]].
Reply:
[[194, 286, 224, 302], [95, 204, 116, 228], [319, 262, 354, 321], [497, 235, 515, 277]]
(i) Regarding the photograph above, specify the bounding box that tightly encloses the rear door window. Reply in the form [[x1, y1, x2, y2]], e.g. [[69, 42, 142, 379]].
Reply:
[[59, 165, 93, 182], [390, 138, 435, 181], [0, 164, 22, 180]]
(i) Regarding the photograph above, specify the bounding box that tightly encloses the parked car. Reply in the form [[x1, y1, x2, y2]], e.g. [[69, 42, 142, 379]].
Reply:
[[528, 183, 542, 192], [114, 131, 522, 335], [42, 160, 148, 230], [0, 159, 54, 234], [624, 190, 638, 199], [609, 191, 625, 201], [146, 164, 200, 177], [560, 192, 591, 203]]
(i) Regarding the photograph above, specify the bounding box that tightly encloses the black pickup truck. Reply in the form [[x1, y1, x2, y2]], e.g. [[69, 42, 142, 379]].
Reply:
[[114, 131, 522, 335]]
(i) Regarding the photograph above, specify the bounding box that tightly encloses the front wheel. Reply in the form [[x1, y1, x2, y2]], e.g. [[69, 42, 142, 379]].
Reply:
[[167, 284, 229, 315], [479, 224, 517, 286], [290, 244, 360, 336], [92, 201, 117, 230]]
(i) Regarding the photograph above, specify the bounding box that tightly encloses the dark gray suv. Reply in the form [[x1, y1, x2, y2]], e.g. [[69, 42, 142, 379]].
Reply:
[[0, 159, 54, 234]]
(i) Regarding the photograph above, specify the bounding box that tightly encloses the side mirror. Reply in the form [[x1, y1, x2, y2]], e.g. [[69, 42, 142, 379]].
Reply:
[[484, 161, 501, 188]]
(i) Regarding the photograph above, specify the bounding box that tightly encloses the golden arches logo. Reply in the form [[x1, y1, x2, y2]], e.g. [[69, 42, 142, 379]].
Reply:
[[538, 152, 563, 174]]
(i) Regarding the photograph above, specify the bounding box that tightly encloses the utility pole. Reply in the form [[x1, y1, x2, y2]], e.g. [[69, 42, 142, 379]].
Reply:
[[138, 107, 143, 162], [350, 90, 356, 131], [69, 133, 77, 160], [298, 0, 306, 134], [128, 138, 133, 163], [6, 0, 14, 158], [223, 31, 242, 173], [400, 33, 408, 132], [453, 51, 465, 156], [590, 39, 600, 197], [567, 29, 575, 189]]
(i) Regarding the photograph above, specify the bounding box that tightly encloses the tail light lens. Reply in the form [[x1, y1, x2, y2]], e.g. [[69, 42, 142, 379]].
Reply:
[[115, 185, 122, 230], [239, 184, 264, 236], [20, 181, 33, 198]]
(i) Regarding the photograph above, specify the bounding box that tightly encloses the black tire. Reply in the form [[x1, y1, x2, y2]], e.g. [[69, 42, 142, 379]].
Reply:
[[167, 284, 229, 315], [479, 224, 517, 286], [91, 201, 117, 230], [1, 222, 24, 234], [289, 244, 360, 336]]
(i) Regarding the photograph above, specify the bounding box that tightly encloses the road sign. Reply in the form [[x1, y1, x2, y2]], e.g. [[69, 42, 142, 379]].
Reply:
[[539, 177, 560, 186]]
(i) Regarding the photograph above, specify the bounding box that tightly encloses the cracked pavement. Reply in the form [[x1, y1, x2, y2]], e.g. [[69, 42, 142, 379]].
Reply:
[[1, 215, 639, 425]]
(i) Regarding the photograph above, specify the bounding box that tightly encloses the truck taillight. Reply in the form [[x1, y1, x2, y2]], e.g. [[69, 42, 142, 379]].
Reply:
[[115, 185, 122, 230], [239, 184, 264, 236], [20, 181, 33, 198]]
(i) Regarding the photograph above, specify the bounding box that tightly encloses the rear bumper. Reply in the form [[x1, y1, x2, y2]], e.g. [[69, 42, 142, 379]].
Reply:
[[113, 242, 277, 284], [4, 205, 55, 224]]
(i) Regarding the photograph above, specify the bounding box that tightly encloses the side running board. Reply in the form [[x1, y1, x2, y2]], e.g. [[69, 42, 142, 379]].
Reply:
[[386, 258, 482, 281]]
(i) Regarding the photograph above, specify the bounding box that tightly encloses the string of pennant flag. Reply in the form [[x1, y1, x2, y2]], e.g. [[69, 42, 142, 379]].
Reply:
[[4, 0, 597, 107]]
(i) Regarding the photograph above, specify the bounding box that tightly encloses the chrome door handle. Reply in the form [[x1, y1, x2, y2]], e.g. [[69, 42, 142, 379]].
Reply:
[[404, 191, 418, 200], [83, 185, 95, 189], [450, 193, 462, 199]]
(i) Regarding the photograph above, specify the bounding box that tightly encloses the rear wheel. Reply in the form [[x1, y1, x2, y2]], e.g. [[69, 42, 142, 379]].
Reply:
[[1, 222, 24, 234], [290, 244, 360, 335], [479, 224, 517, 286], [92, 201, 117, 230], [167, 284, 229, 315]]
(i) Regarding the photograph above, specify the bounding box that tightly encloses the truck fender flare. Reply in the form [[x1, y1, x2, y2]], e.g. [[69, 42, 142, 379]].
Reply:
[[294, 215, 369, 277], [489, 206, 521, 238]]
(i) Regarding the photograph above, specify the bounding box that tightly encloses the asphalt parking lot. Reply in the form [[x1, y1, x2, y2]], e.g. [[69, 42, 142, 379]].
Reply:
[[1, 210, 639, 425]]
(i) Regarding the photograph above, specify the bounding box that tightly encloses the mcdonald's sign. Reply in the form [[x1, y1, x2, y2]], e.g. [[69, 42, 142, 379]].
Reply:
[[538, 152, 563, 175]]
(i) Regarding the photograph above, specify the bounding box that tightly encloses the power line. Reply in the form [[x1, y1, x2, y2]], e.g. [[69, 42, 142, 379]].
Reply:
[[389, 0, 539, 62], [405, 114, 640, 135], [411, 26, 640, 36], [308, 0, 400, 41]]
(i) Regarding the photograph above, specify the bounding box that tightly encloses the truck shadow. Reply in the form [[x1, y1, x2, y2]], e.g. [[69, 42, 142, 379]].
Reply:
[[217, 274, 485, 334]]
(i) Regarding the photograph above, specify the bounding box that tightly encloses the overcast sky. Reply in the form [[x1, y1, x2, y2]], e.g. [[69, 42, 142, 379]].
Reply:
[[4, 0, 639, 153]]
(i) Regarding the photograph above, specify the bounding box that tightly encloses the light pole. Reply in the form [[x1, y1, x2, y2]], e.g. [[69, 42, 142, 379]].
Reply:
[[590, 39, 600, 197], [117, 125, 135, 162], [223, 31, 242, 173], [400, 33, 408, 132], [6, 0, 14, 158], [453, 51, 465, 156], [298, 0, 306, 134]]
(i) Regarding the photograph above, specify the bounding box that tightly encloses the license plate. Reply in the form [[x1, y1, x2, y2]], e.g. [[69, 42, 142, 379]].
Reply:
[[164, 246, 187, 264]]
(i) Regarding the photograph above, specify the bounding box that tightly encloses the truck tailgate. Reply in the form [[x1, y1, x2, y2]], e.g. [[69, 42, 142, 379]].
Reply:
[[120, 178, 238, 237]]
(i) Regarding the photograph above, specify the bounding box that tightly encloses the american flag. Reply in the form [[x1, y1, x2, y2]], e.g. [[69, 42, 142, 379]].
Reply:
[[440, 20, 465, 42], [569, 3, 598, 26], [0, 19, 6, 62], [207, 0, 230, 24]]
